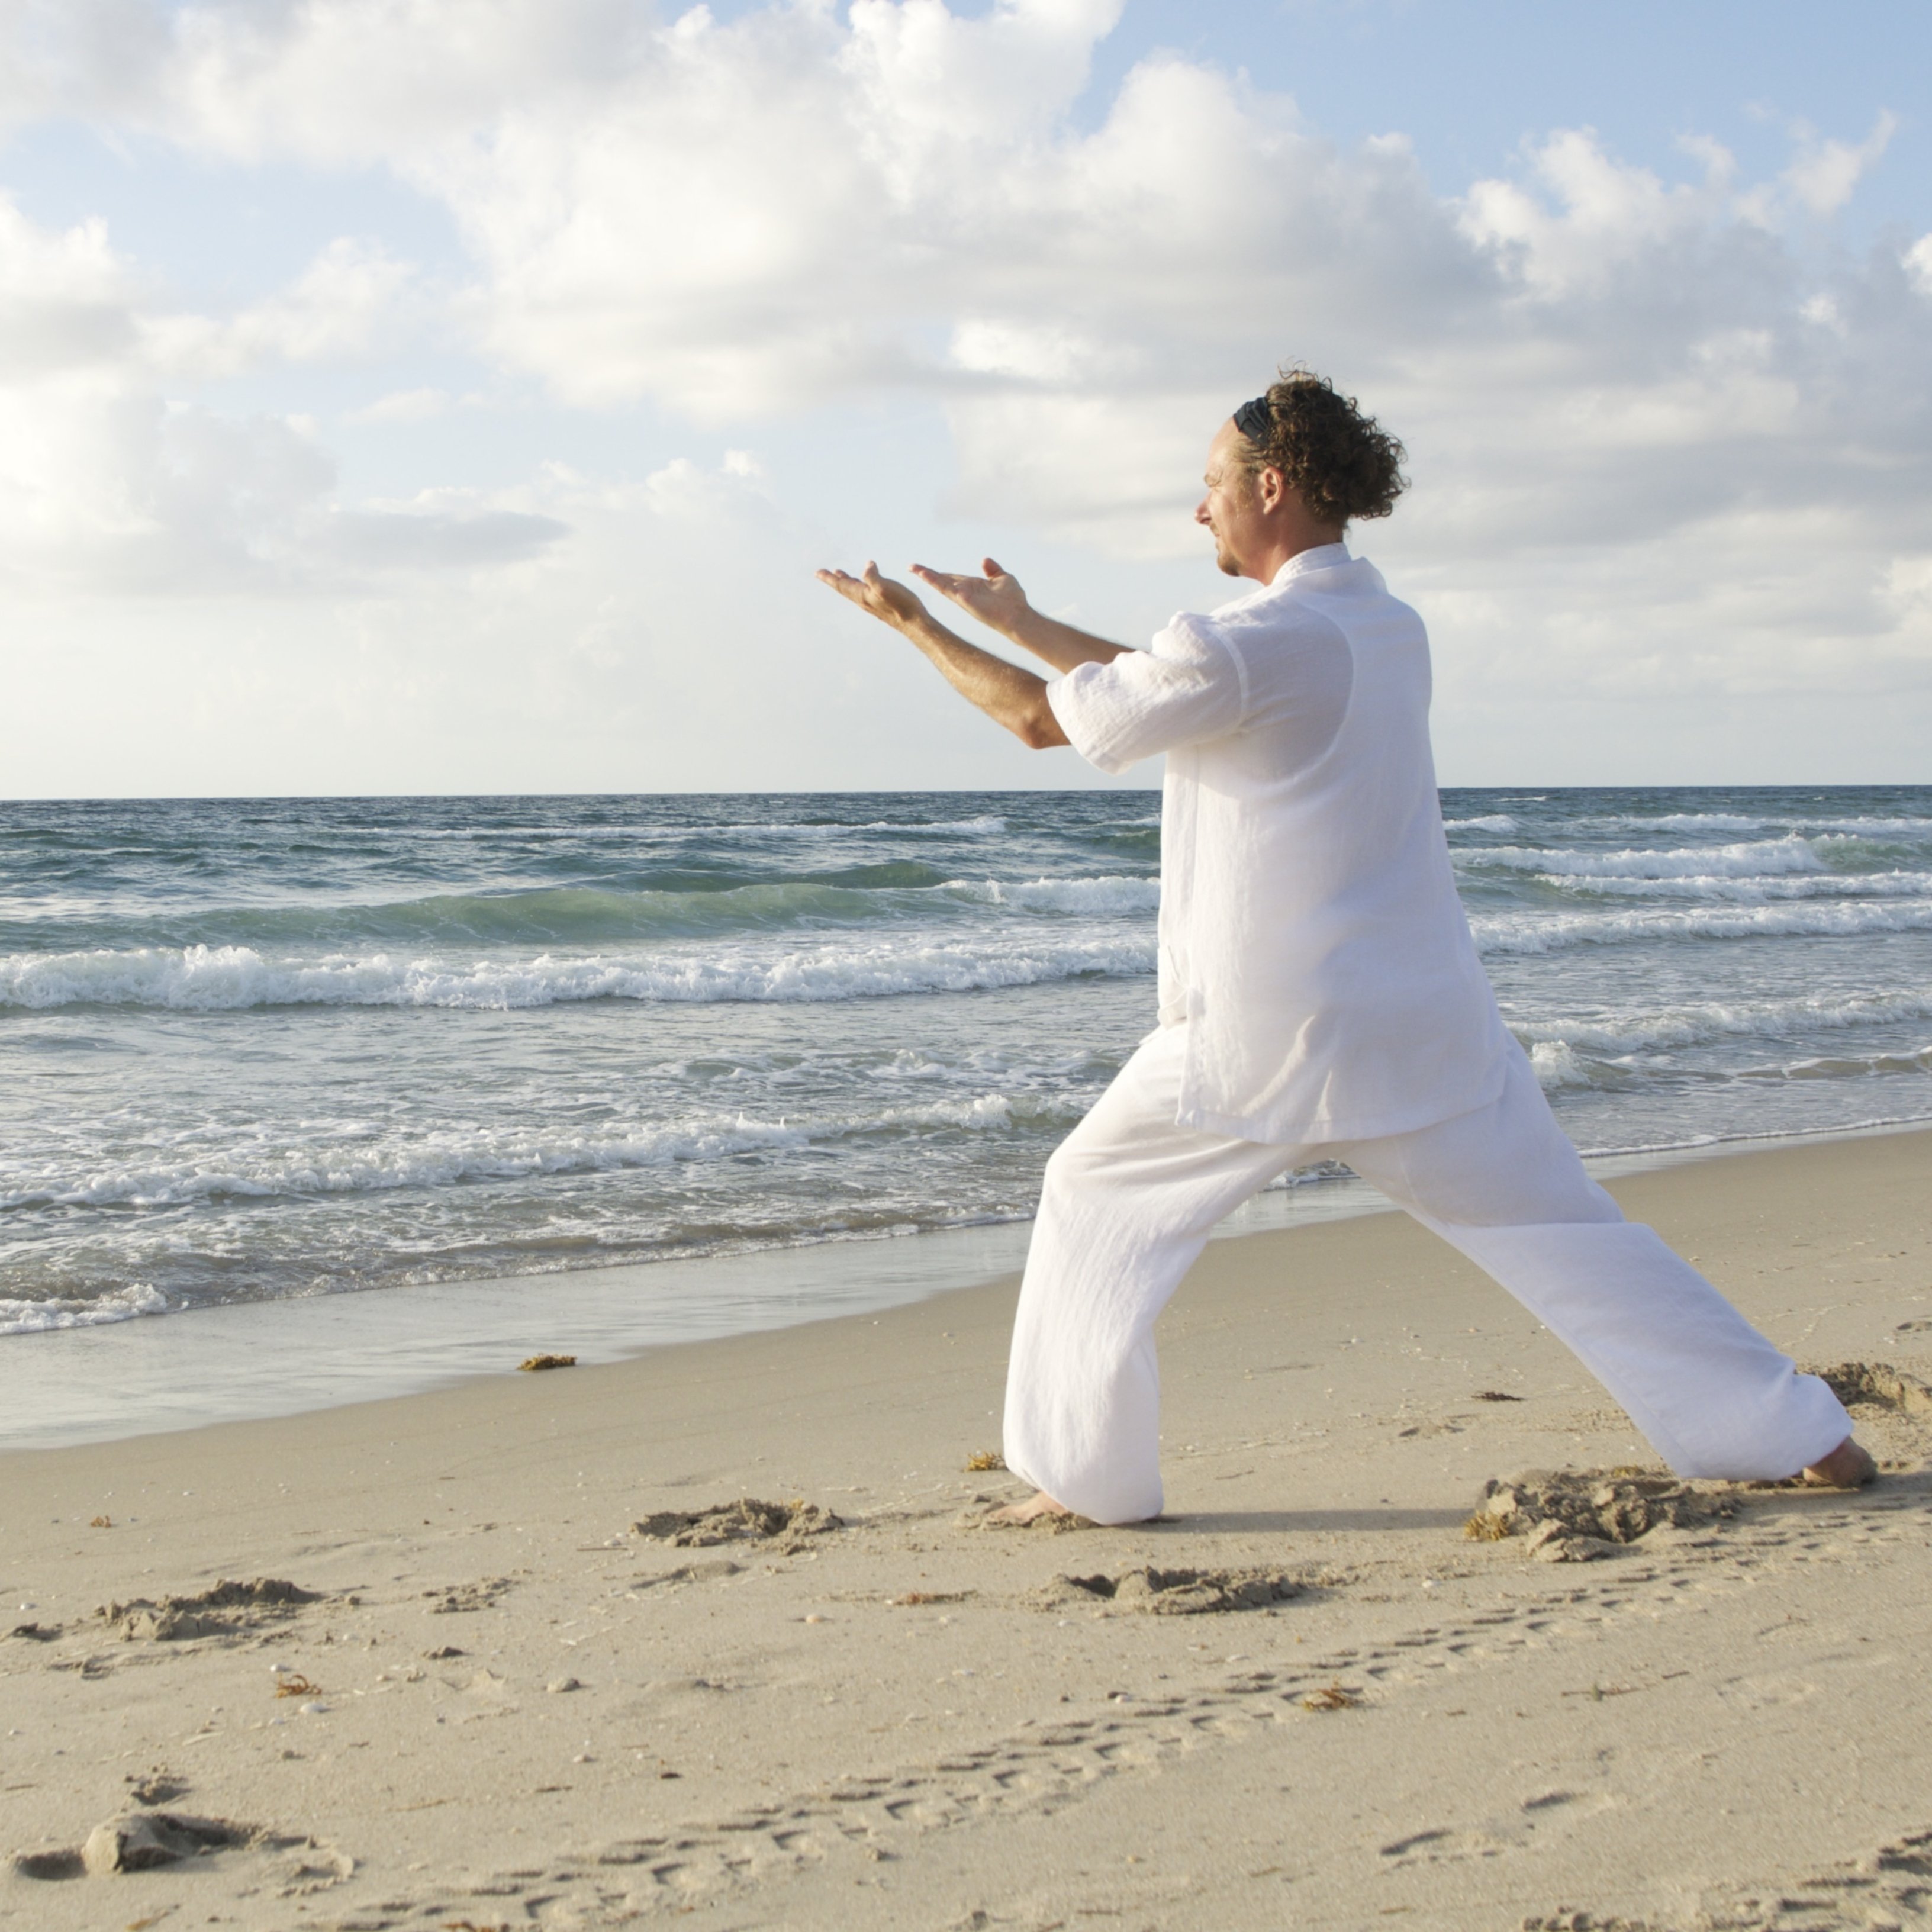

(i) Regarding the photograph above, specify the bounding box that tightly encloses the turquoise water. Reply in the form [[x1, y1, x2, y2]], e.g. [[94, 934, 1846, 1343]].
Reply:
[[4, 787, 1931, 1339]]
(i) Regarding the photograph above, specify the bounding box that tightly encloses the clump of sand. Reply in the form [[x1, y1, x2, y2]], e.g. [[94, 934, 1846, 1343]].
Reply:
[[1036, 1566, 1304, 1614], [95, 1578, 321, 1643], [1808, 1358, 1932, 1419], [1465, 1471, 1737, 1561], [631, 1497, 842, 1551]]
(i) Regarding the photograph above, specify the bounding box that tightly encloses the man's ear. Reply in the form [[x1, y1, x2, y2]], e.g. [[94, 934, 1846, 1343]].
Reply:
[[1257, 465, 1286, 512]]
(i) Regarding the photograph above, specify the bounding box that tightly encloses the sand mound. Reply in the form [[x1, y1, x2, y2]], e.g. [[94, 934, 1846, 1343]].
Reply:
[[95, 1577, 320, 1642], [1038, 1566, 1304, 1614], [632, 1497, 843, 1550], [424, 1577, 516, 1615], [1808, 1358, 1932, 1419], [1466, 1471, 1737, 1562]]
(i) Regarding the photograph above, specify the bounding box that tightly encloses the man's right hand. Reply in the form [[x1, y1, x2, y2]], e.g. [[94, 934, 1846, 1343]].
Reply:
[[910, 557, 1031, 638], [816, 561, 930, 632]]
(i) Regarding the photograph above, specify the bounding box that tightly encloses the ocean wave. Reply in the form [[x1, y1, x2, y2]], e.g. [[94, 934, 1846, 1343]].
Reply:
[[1443, 814, 1519, 832], [1473, 899, 1932, 955], [1526, 1035, 1932, 1094], [0, 1094, 1073, 1213], [1751, 1046, 1932, 1082], [1457, 836, 1828, 880], [1574, 812, 1932, 839], [410, 814, 1010, 842], [1, 870, 1160, 952], [943, 875, 1161, 915], [0, 1281, 169, 1337], [1527, 1040, 1618, 1090], [1800, 817, 1932, 837], [1617, 812, 1772, 833], [1518, 871, 1932, 904], [0, 930, 1157, 1012], [1530, 1043, 1924, 1089], [250, 880, 934, 944], [710, 814, 1010, 840], [1515, 987, 1932, 1058]]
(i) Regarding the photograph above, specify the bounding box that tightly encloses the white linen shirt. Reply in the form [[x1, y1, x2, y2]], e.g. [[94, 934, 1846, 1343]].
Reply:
[[1048, 544, 1512, 1144]]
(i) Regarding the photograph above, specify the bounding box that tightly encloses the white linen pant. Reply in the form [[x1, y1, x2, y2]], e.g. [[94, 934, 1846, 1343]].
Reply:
[[1003, 1027, 1850, 1525]]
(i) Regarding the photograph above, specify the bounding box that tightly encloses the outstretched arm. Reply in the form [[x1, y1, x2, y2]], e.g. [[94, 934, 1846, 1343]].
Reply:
[[816, 562, 1069, 750], [909, 558, 1131, 673]]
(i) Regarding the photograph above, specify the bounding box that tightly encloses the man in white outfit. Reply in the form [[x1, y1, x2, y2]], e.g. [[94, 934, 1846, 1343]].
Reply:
[[819, 370, 1872, 1525]]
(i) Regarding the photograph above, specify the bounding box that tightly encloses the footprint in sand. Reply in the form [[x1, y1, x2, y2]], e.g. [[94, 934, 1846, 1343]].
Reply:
[[11, 1809, 353, 1896]]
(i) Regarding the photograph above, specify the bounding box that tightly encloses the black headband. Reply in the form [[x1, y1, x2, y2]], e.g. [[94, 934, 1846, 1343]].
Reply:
[[1232, 395, 1272, 444]]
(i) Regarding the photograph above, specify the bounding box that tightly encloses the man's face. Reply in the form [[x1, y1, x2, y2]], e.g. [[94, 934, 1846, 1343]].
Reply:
[[1195, 420, 1265, 578]]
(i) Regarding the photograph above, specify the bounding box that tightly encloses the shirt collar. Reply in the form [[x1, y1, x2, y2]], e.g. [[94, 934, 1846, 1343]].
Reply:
[[1270, 542, 1351, 587]]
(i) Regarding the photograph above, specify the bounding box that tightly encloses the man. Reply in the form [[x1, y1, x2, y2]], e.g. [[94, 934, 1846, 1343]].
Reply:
[[817, 369, 1872, 1526]]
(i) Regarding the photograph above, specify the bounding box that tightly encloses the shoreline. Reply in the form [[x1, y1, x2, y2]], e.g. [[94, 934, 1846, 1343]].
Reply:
[[8, 1110, 1932, 1455], [3, 1122, 1928, 1928]]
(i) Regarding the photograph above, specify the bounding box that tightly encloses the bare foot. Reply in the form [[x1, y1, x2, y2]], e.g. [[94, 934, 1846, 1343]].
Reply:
[[1796, 1435, 1878, 1488], [986, 1490, 1079, 1526]]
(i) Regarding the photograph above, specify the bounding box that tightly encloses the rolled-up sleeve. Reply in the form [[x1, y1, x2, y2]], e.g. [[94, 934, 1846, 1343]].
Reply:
[[1046, 614, 1247, 774]]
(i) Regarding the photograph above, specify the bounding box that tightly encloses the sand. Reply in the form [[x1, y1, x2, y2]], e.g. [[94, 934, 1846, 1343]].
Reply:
[[4, 1126, 1930, 1930]]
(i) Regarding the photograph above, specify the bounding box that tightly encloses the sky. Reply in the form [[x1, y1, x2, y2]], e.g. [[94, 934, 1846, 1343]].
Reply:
[[1, 0, 1928, 797]]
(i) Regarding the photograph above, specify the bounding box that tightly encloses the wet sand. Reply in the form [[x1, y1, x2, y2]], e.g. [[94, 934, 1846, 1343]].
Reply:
[[4, 1127, 1930, 1929]]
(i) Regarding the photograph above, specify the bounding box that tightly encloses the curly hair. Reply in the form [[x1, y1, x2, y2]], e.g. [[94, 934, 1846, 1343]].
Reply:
[[1235, 369, 1408, 525]]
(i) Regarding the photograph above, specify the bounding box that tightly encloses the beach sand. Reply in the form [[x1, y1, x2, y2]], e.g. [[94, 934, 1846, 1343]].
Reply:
[[4, 1128, 1930, 1930]]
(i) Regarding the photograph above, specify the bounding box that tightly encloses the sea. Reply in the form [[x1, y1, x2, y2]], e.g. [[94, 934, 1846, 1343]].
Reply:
[[5, 786, 1931, 1444]]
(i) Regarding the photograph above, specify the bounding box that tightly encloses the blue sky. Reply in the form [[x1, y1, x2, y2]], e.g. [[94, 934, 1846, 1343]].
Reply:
[[1, 0, 1927, 795]]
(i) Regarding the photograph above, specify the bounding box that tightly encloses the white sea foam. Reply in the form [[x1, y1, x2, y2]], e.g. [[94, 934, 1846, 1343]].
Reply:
[[1527, 1035, 1932, 1094], [0, 931, 1157, 1012], [1473, 899, 1932, 955], [0, 1282, 169, 1337], [1443, 814, 1519, 832], [1527, 1040, 1598, 1089], [1519, 871, 1932, 904], [1514, 986, 1932, 1058], [722, 815, 1009, 840], [1457, 836, 1827, 880], [4, 871, 1157, 954], [0, 1094, 1064, 1213], [942, 875, 1161, 914], [1588, 812, 1772, 835], [1575, 812, 1932, 839], [1800, 817, 1932, 837]]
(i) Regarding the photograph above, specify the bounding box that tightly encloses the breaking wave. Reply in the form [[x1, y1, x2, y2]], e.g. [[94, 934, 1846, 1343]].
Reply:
[[1457, 836, 1829, 880], [1514, 987, 1932, 1058], [0, 1093, 1072, 1215], [0, 1282, 170, 1337], [0, 930, 1158, 1011], [1473, 900, 1932, 955]]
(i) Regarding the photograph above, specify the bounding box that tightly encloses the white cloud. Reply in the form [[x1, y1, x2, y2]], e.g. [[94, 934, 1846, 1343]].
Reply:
[[349, 386, 458, 425], [0, 365, 567, 593], [1460, 129, 1735, 295], [143, 237, 417, 379], [1780, 111, 1896, 218], [0, 193, 137, 375], [0, 188, 556, 591], [0, 0, 1924, 775], [1907, 234, 1932, 297], [0, 449, 1064, 797]]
